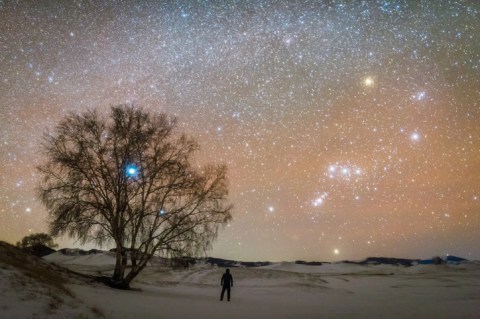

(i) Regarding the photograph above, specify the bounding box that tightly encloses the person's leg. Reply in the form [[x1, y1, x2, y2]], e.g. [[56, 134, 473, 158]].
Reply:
[[227, 286, 231, 301], [220, 286, 226, 301]]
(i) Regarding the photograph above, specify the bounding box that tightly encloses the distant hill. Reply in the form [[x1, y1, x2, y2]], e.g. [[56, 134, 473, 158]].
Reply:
[[445, 255, 468, 263], [204, 257, 271, 268], [169, 256, 272, 268], [360, 257, 420, 267], [419, 255, 468, 265], [295, 260, 325, 266], [22, 244, 56, 257], [42, 247, 472, 267], [347, 256, 470, 266], [48, 250, 272, 268], [58, 248, 105, 256]]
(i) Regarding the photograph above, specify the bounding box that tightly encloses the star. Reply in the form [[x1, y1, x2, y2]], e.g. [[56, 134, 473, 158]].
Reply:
[[312, 192, 328, 207], [126, 165, 139, 177], [413, 91, 426, 101], [363, 76, 374, 87], [410, 132, 421, 142], [0, 0, 479, 262]]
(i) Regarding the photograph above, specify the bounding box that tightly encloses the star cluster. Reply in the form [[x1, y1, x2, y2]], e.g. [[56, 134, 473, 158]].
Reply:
[[1, 1, 479, 261]]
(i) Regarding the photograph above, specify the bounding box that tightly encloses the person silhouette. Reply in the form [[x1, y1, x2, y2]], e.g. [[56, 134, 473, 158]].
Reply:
[[220, 268, 233, 301]]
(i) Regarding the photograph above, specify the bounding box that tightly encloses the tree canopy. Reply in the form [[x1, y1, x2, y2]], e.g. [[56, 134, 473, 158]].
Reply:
[[38, 105, 232, 288], [17, 232, 58, 249]]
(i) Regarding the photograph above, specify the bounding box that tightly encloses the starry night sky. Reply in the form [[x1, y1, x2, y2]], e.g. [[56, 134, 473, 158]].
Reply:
[[1, 1, 479, 261]]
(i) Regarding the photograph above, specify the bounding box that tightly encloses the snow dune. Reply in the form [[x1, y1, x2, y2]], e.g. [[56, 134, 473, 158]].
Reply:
[[2, 246, 480, 318], [72, 262, 480, 319]]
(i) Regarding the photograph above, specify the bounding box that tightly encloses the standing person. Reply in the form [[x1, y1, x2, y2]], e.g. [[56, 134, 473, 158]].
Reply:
[[220, 268, 233, 301]]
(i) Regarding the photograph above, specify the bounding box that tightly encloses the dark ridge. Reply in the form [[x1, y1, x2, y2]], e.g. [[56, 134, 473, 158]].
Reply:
[[22, 244, 56, 257], [341, 258, 419, 266], [361, 257, 420, 267], [45, 247, 472, 267], [446, 255, 467, 263], [59, 248, 107, 255], [204, 257, 270, 268], [419, 255, 469, 265], [59, 248, 89, 255], [295, 260, 324, 266]]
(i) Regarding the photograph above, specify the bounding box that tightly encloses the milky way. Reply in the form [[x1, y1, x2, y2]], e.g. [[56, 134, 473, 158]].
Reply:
[[1, 1, 479, 261]]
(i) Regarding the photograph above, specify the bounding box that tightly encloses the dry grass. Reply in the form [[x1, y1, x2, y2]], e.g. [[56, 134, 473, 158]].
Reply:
[[0, 241, 112, 318], [0, 241, 69, 293]]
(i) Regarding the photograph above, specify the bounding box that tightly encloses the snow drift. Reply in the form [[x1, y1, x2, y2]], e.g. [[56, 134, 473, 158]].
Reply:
[[1, 242, 480, 318]]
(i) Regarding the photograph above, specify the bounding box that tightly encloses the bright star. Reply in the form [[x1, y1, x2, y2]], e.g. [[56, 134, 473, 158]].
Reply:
[[363, 76, 374, 87], [413, 91, 426, 101], [326, 163, 363, 181], [312, 192, 328, 207], [410, 132, 420, 142], [126, 164, 139, 177]]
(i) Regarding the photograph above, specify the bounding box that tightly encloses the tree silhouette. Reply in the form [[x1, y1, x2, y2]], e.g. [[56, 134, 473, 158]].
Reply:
[[38, 105, 232, 289], [17, 232, 58, 249]]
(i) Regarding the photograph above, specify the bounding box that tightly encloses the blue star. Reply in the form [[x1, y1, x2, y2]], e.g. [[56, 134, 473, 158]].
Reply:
[[126, 164, 139, 177]]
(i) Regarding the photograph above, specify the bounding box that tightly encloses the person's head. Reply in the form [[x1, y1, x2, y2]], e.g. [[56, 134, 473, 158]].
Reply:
[[226, 268, 230, 274]]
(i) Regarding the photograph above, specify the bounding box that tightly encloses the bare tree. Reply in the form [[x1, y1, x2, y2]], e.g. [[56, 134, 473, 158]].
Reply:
[[38, 105, 232, 289]]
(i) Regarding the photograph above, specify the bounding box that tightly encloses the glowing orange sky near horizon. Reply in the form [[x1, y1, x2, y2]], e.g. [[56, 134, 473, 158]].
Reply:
[[1, 1, 479, 261]]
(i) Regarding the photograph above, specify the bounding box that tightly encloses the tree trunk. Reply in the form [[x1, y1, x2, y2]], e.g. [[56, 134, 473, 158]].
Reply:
[[112, 245, 127, 282], [107, 242, 133, 289], [123, 261, 148, 287]]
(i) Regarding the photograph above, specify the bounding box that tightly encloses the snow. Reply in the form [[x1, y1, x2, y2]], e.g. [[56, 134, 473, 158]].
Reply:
[[0, 246, 102, 318], [44, 251, 117, 266], [69, 261, 480, 318], [3, 249, 480, 318]]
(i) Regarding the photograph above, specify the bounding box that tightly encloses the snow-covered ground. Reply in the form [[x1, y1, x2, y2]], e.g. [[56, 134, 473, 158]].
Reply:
[[2, 246, 480, 318]]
